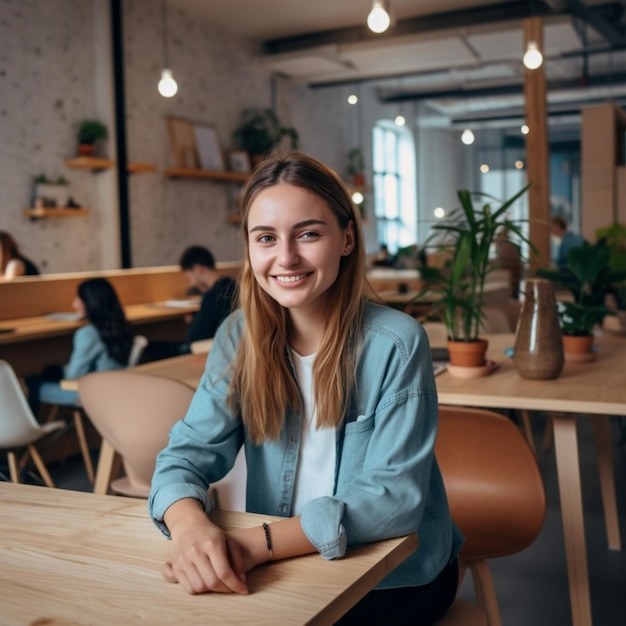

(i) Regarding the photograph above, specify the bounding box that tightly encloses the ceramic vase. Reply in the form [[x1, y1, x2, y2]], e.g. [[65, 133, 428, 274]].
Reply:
[[513, 278, 564, 379]]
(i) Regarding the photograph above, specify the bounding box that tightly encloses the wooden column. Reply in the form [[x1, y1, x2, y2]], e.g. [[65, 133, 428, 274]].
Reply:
[[523, 17, 551, 275]]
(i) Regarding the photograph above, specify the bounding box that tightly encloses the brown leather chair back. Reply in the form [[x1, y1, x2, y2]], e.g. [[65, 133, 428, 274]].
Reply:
[[436, 406, 546, 561]]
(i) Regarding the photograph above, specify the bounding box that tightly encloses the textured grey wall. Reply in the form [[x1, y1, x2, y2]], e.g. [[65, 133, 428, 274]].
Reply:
[[0, 0, 355, 274]]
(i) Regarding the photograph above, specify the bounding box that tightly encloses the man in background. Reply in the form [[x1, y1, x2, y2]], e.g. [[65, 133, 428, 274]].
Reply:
[[179, 245, 237, 348], [142, 246, 236, 362], [551, 216, 586, 271]]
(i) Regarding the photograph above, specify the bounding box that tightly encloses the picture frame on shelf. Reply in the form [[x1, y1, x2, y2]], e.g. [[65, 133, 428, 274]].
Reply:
[[167, 116, 199, 169], [228, 150, 252, 173], [193, 124, 225, 171]]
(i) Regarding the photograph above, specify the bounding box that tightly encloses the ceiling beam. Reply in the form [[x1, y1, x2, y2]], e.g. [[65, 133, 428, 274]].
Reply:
[[544, 0, 626, 46], [377, 71, 626, 103], [263, 1, 554, 55]]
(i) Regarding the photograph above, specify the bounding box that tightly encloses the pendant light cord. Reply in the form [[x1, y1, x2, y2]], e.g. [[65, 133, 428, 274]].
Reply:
[[161, 0, 170, 68]]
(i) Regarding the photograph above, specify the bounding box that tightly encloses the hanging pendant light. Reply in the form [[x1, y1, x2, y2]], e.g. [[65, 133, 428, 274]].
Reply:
[[158, 0, 178, 97], [367, 1, 391, 34], [461, 129, 475, 145], [523, 40, 543, 70]]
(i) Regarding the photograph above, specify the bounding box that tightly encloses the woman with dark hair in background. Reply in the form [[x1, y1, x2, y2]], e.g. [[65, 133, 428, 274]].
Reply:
[[26, 277, 134, 417], [0, 231, 39, 279]]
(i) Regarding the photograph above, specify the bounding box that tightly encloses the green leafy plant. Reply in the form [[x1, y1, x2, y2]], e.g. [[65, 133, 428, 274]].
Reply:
[[420, 185, 534, 341], [537, 243, 626, 336], [346, 147, 365, 177], [232, 108, 299, 158], [76, 119, 108, 145], [595, 223, 626, 309]]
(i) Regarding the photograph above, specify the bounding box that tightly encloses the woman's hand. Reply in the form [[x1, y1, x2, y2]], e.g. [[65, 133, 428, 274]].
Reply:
[[162, 498, 250, 595]]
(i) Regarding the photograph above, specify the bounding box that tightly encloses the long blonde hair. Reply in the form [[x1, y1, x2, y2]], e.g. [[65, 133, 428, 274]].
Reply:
[[229, 152, 367, 443]]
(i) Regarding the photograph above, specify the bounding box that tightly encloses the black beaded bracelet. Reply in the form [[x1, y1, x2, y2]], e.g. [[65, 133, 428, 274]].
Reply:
[[262, 522, 273, 561]]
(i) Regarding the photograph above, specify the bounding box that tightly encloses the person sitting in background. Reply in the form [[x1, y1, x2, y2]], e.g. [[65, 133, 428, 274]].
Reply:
[[0, 231, 39, 279], [179, 246, 237, 348], [26, 277, 133, 418], [551, 216, 586, 272], [371, 243, 394, 267]]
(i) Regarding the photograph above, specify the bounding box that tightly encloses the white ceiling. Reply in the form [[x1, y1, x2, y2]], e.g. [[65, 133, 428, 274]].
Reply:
[[165, 1, 626, 135]]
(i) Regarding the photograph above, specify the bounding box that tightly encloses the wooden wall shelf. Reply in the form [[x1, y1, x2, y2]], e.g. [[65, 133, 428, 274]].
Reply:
[[127, 163, 158, 174], [24, 208, 90, 219], [164, 168, 250, 183], [65, 157, 115, 171]]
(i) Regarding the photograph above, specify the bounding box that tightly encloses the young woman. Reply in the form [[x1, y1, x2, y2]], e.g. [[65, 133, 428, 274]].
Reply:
[[27, 277, 134, 416], [0, 231, 39, 279], [149, 153, 463, 625]]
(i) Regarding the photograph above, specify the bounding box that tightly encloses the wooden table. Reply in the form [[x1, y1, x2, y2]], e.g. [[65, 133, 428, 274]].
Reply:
[[0, 301, 199, 377], [0, 301, 200, 345], [436, 332, 624, 626], [0, 483, 417, 626]]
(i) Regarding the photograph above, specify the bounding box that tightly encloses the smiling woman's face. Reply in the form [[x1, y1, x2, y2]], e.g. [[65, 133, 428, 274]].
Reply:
[[247, 183, 354, 317]]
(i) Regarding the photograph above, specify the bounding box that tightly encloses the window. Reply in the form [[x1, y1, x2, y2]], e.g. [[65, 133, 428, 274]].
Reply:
[[372, 121, 417, 253]]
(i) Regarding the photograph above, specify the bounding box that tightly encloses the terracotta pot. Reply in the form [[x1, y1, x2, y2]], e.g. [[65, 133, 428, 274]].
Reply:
[[513, 278, 564, 379], [562, 334, 594, 355], [352, 173, 365, 187], [78, 144, 95, 156], [447, 338, 488, 368]]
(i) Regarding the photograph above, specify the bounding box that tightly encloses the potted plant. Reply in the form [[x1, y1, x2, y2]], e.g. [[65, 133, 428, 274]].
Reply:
[[76, 119, 108, 156], [420, 185, 533, 371], [346, 147, 365, 186], [537, 242, 626, 358], [596, 223, 626, 327], [232, 108, 299, 165]]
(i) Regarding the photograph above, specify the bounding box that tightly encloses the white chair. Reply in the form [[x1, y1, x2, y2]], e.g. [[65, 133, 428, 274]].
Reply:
[[128, 335, 149, 366], [0, 360, 66, 487]]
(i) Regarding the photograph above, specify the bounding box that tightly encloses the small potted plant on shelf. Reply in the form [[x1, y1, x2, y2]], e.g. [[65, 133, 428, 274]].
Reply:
[[232, 108, 299, 165], [346, 147, 365, 186], [76, 119, 108, 156], [537, 242, 626, 359], [419, 185, 533, 374], [31, 174, 70, 209]]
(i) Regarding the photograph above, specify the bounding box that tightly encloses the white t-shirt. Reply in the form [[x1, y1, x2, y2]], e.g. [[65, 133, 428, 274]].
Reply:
[[290, 350, 336, 516]]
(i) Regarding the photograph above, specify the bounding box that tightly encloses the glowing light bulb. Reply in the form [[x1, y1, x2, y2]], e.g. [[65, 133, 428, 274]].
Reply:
[[367, 1, 391, 34], [521, 124, 530, 135], [434, 207, 445, 219], [348, 94, 358, 105], [480, 164, 490, 173], [158, 68, 178, 97], [461, 129, 475, 145], [352, 191, 364, 205], [395, 115, 406, 126], [515, 160, 524, 170], [523, 41, 543, 70]]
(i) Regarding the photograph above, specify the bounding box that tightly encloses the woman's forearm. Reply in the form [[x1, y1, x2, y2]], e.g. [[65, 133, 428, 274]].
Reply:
[[231, 516, 316, 566]]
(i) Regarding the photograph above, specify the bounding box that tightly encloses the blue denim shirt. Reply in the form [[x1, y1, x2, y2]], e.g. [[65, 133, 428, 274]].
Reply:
[[149, 301, 464, 588]]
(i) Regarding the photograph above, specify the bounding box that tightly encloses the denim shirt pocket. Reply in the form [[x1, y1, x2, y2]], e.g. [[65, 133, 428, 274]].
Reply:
[[337, 413, 375, 487]]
